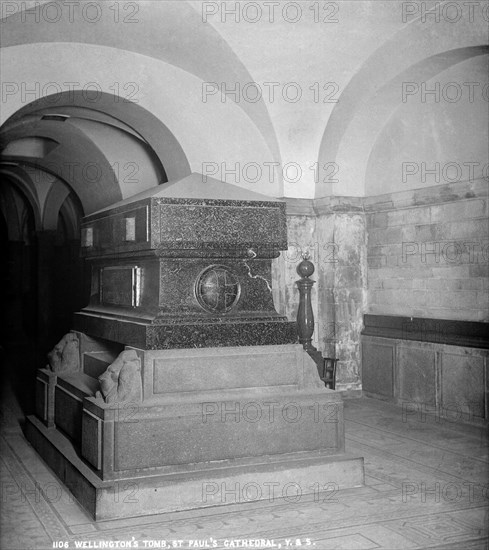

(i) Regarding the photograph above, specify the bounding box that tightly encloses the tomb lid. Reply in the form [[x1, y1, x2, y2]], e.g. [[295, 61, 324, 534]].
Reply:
[[92, 172, 282, 215]]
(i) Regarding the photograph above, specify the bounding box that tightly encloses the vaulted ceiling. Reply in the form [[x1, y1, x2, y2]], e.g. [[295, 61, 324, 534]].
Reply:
[[1, 0, 487, 218]]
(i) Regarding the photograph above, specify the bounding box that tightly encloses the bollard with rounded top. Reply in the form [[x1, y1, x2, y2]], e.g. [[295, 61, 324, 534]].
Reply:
[[295, 251, 337, 390], [296, 252, 316, 351]]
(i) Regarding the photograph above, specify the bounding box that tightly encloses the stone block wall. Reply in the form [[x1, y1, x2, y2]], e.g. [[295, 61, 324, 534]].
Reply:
[[365, 178, 488, 322], [273, 178, 487, 393]]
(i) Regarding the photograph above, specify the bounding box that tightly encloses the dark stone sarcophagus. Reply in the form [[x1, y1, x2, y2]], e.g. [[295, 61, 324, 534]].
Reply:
[[27, 172, 363, 521], [73, 172, 297, 349]]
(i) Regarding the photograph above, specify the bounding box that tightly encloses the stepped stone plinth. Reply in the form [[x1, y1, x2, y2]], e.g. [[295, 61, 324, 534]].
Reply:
[[26, 174, 364, 520]]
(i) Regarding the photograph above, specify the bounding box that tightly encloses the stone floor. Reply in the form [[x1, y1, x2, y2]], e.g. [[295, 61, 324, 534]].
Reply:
[[1, 379, 487, 550]]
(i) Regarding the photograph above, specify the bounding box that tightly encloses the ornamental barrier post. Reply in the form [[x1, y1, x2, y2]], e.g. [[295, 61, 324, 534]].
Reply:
[[295, 252, 337, 390]]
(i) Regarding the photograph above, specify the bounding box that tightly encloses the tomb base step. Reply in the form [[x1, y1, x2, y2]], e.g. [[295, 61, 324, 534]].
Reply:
[[73, 312, 298, 349], [25, 415, 364, 521]]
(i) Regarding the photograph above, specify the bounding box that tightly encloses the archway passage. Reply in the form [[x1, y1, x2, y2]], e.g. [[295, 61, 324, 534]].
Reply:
[[0, 175, 38, 342], [0, 173, 39, 414], [0, 94, 190, 387], [0, 90, 194, 213]]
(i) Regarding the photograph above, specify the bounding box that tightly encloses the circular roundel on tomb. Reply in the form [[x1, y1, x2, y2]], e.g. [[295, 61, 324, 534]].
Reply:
[[195, 265, 241, 314]]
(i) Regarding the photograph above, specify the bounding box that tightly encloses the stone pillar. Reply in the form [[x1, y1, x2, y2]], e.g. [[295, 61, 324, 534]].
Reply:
[[314, 209, 335, 359], [315, 198, 367, 392], [332, 210, 367, 390]]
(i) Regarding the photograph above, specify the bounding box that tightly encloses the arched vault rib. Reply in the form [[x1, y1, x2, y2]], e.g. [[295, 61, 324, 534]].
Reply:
[[317, 3, 488, 198], [1, 0, 282, 188]]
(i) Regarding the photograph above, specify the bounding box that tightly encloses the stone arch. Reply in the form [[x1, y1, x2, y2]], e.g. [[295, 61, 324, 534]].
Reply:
[[42, 178, 72, 232], [316, 11, 488, 197], [4, 91, 191, 185], [0, 92, 193, 214], [0, 0, 281, 183], [0, 167, 42, 234], [58, 194, 82, 240], [1, 119, 120, 214]]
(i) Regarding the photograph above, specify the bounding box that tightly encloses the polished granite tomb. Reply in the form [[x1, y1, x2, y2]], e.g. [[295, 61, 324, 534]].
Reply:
[[26, 173, 364, 520], [73, 172, 297, 349]]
